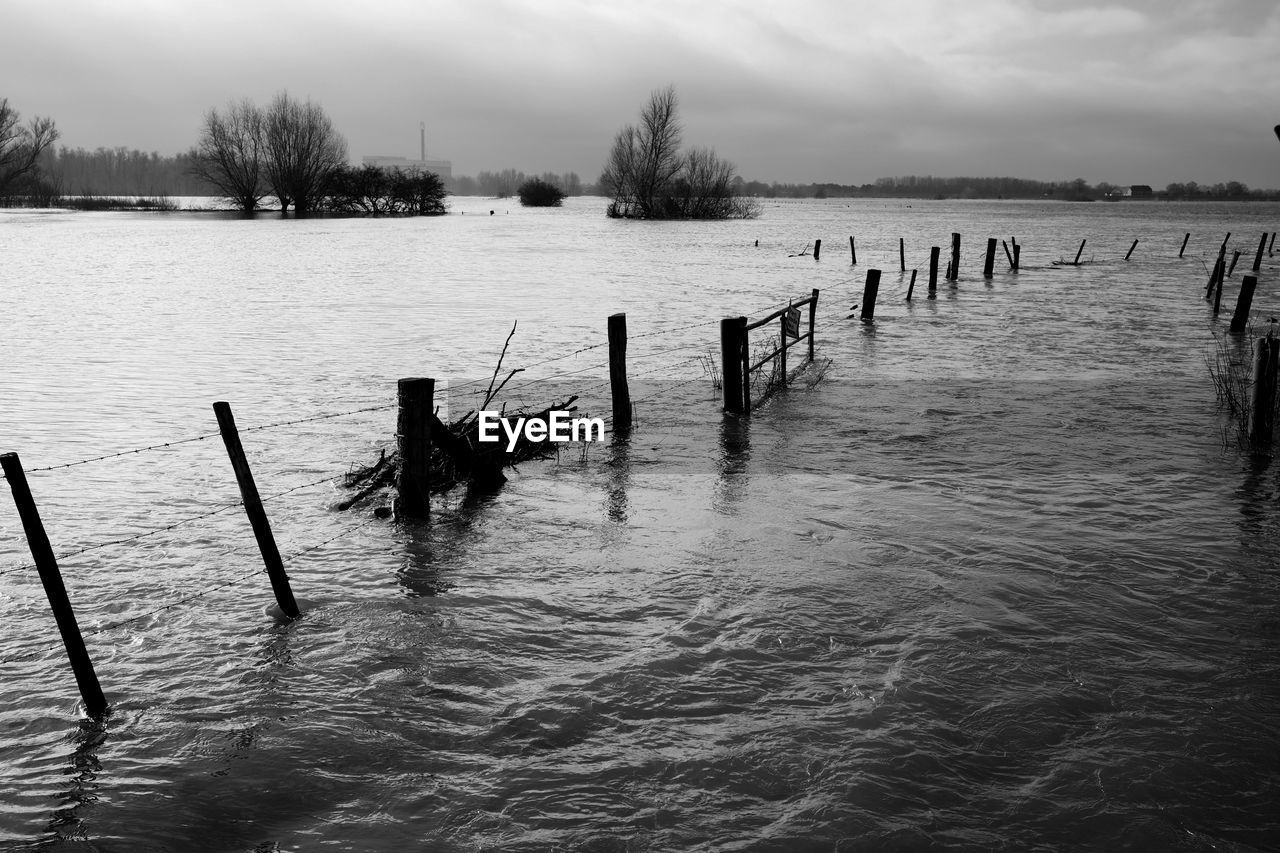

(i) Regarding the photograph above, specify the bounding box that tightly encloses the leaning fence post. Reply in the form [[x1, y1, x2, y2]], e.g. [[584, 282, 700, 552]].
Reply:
[[608, 313, 632, 434], [1, 453, 108, 717], [1125, 239, 1139, 261], [1252, 336, 1280, 449], [860, 269, 882, 321], [1073, 239, 1087, 265], [948, 233, 961, 281], [720, 317, 746, 414], [808, 288, 818, 361], [1231, 275, 1258, 334], [392, 379, 434, 522], [929, 246, 940, 295], [1179, 232, 1191, 258], [214, 402, 301, 618], [849, 236, 857, 265], [1012, 242, 1021, 272], [813, 239, 822, 261], [983, 238, 997, 278], [1002, 239, 1014, 269], [1228, 250, 1241, 277], [1255, 233, 1268, 272], [906, 269, 918, 301]]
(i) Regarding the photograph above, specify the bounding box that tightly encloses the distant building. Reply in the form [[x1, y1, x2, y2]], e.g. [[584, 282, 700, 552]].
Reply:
[[1128, 184, 1153, 199], [362, 155, 453, 183]]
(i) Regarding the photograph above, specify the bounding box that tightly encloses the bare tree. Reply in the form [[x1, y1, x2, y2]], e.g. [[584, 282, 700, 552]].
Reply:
[[261, 92, 348, 213], [0, 98, 59, 197], [189, 99, 265, 211], [601, 86, 755, 219]]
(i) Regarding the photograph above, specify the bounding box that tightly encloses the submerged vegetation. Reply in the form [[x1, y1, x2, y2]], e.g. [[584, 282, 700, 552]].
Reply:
[[517, 177, 566, 207]]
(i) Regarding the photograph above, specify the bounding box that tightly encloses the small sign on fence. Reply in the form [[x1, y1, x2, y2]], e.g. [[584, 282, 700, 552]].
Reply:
[[784, 307, 801, 338]]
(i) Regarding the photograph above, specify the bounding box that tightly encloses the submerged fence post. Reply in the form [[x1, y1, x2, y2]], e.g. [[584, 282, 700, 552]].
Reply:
[[1073, 239, 1087, 265], [608, 313, 632, 434], [1228, 250, 1241, 277], [813, 239, 822, 261], [1002, 239, 1014, 269], [1, 453, 108, 717], [1231, 275, 1258, 334], [1205, 256, 1224, 300], [808, 289, 819, 361], [929, 246, 940, 295], [1255, 233, 1268, 271], [214, 402, 301, 618], [778, 308, 789, 385], [906, 269, 918, 301], [1252, 336, 1280, 448], [983, 238, 997, 278], [1125, 239, 1139, 261], [949, 233, 961, 281], [392, 379, 434, 522], [860, 269, 882, 321], [1270, 232, 1277, 256], [1012, 242, 1021, 272], [850, 236, 857, 265], [720, 317, 746, 414], [1179, 232, 1191, 258], [899, 238, 906, 272]]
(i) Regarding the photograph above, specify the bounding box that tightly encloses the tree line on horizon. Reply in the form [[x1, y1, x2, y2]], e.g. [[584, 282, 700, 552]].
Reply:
[[4, 94, 1278, 208]]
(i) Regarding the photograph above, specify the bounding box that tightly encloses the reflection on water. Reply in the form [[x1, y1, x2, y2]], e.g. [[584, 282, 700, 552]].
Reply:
[[3, 199, 1280, 848]]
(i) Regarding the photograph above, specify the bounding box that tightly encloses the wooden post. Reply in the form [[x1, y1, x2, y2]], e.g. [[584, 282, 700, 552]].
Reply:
[[740, 318, 751, 413], [1221, 232, 1232, 256], [1073, 239, 1087, 265], [1253, 233, 1267, 271], [214, 402, 301, 618], [1125, 239, 1139, 261], [1269, 232, 1276, 255], [1205, 256, 1224, 300], [1, 453, 108, 717], [720, 317, 745, 414], [607, 313, 631, 434], [906, 269, 917, 301], [808, 289, 818, 361], [1213, 267, 1224, 316], [1179, 232, 1190, 258], [983, 238, 997, 278], [778, 310, 788, 385], [899, 237, 906, 272], [1012, 243, 1021, 272], [392, 379, 434, 522], [928, 246, 940, 295], [1230, 274, 1258, 334], [1228, 250, 1241, 277], [849, 236, 856, 265], [1002, 239, 1014, 268], [1252, 336, 1280, 448], [860, 269, 881, 321], [813, 238, 822, 261], [949, 233, 960, 281]]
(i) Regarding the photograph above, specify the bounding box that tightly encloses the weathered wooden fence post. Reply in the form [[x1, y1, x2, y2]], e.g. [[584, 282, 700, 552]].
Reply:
[[808, 289, 818, 361], [608, 313, 632, 434], [778, 307, 789, 384], [1269, 231, 1277, 255], [1252, 336, 1280, 449], [1012, 241, 1021, 272], [1205, 255, 1224, 300], [214, 402, 302, 618], [1214, 268, 1225, 316], [1, 453, 108, 717], [1125, 239, 1139, 261], [983, 238, 997, 278], [929, 246, 940, 295], [849, 236, 857, 265], [948, 233, 961, 281], [906, 269, 918, 301], [813, 239, 822, 261], [1253, 233, 1267, 271], [392, 379, 434, 522], [1228, 250, 1241, 277], [1002, 239, 1014, 269], [1231, 275, 1258, 334], [1179, 232, 1191, 258], [1073, 239, 1087, 265], [899, 238, 906, 272], [720, 317, 746, 414], [860, 269, 882, 321]]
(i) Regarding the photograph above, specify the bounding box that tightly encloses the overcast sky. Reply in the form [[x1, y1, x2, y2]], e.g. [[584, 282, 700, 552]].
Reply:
[[4, 0, 1278, 188]]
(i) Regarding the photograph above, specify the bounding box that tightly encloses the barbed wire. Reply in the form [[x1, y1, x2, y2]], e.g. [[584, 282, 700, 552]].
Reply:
[[22, 432, 222, 473]]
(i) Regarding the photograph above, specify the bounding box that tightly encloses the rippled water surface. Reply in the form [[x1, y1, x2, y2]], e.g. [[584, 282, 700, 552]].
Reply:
[[3, 197, 1280, 851]]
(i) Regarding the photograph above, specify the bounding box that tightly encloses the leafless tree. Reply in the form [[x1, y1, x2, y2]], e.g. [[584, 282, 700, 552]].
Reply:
[[261, 92, 348, 213], [0, 98, 59, 197], [189, 98, 265, 211]]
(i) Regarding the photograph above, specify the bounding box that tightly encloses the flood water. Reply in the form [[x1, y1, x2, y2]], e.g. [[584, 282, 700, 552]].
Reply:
[[2, 196, 1280, 851]]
